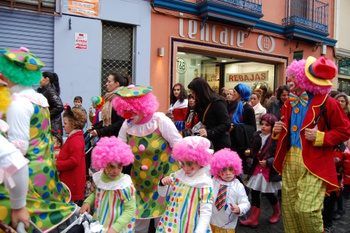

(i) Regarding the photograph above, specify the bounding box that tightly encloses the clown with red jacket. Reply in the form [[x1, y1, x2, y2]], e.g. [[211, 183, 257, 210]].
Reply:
[[273, 56, 350, 233]]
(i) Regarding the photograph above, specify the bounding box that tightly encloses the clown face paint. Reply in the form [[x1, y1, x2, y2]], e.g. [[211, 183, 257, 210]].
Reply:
[[287, 74, 301, 93], [104, 162, 123, 179], [219, 166, 236, 182], [123, 110, 143, 124], [179, 160, 201, 177]]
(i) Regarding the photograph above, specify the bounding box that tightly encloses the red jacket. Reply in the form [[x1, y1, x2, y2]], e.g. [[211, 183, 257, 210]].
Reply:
[[273, 94, 350, 194], [56, 130, 86, 201]]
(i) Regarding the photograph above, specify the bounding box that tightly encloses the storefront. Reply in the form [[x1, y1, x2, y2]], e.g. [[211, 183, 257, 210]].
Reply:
[[150, 12, 336, 112]]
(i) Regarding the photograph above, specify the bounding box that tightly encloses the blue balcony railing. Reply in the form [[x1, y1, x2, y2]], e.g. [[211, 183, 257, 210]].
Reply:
[[197, 0, 262, 14], [283, 0, 329, 33]]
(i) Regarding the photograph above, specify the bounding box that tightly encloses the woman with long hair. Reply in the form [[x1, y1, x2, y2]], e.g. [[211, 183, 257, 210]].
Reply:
[[38, 71, 64, 134], [267, 85, 290, 119], [187, 77, 231, 151], [168, 83, 188, 131]]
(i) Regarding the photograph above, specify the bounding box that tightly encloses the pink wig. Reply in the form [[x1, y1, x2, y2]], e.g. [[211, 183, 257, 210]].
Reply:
[[91, 136, 134, 171], [287, 59, 331, 95], [210, 148, 242, 177], [171, 136, 212, 167], [112, 92, 159, 117]]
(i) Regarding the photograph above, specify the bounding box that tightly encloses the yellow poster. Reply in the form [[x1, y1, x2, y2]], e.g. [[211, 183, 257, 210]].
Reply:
[[68, 0, 99, 17]]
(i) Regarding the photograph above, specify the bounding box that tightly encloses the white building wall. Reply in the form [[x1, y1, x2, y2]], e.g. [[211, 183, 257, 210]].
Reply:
[[54, 0, 151, 115]]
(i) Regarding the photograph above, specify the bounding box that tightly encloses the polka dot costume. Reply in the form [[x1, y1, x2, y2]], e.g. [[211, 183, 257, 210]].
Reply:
[[156, 172, 213, 233], [0, 104, 76, 233], [128, 128, 179, 219]]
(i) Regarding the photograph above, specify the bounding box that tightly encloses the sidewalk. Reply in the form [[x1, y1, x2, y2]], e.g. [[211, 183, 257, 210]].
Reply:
[[236, 195, 350, 233]]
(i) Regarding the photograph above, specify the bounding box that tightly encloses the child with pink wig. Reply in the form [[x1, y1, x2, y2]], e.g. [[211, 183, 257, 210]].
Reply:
[[80, 136, 136, 233], [210, 148, 250, 233], [156, 136, 213, 233], [112, 85, 182, 232]]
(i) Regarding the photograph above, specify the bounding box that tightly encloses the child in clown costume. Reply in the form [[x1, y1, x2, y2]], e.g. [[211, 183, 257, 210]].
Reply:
[[80, 136, 136, 233], [0, 47, 77, 232], [210, 148, 250, 233], [112, 85, 182, 233], [156, 136, 213, 233], [273, 56, 350, 233], [0, 79, 30, 230]]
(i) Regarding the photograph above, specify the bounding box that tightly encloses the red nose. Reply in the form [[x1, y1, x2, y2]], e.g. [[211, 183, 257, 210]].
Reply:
[[124, 112, 132, 119]]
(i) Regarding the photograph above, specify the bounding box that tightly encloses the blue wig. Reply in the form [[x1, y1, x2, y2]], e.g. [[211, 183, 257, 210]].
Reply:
[[232, 83, 251, 125]]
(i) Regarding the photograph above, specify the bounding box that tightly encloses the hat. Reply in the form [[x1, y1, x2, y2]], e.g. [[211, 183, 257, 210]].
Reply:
[[305, 56, 337, 86], [0, 47, 45, 71], [91, 96, 105, 108], [112, 84, 159, 117], [0, 47, 45, 86], [115, 84, 153, 97]]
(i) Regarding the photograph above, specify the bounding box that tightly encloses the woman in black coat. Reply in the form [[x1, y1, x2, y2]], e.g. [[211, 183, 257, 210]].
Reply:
[[187, 77, 231, 151], [38, 72, 64, 135]]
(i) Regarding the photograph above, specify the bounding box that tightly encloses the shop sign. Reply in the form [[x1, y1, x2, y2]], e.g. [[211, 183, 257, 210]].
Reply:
[[226, 71, 269, 82], [179, 18, 275, 53], [339, 60, 350, 76], [75, 33, 88, 50], [179, 18, 245, 47], [68, 0, 99, 17], [176, 58, 187, 74]]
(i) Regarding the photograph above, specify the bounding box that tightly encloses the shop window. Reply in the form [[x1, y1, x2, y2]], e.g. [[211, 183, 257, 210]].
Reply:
[[176, 51, 276, 94], [338, 79, 350, 96], [0, 0, 58, 14], [101, 21, 134, 96], [293, 51, 303, 60]]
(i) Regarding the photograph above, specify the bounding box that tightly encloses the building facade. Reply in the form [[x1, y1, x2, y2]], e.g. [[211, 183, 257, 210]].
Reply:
[[0, 0, 151, 111], [334, 0, 350, 94], [150, 0, 337, 112]]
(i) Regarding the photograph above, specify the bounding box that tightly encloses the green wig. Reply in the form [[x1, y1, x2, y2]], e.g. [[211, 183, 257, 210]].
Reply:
[[0, 47, 44, 86]]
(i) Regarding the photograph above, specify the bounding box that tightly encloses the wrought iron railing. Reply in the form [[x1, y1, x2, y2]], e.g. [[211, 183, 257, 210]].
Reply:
[[197, 0, 262, 14], [283, 0, 328, 32]]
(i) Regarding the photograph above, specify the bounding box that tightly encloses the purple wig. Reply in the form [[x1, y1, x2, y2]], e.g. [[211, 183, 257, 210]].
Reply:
[[171, 136, 212, 167], [286, 59, 331, 95], [210, 148, 242, 177], [91, 136, 134, 171]]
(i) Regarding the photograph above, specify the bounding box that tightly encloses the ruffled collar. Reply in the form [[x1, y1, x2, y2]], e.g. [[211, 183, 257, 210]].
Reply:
[[10, 85, 49, 107], [93, 171, 133, 190], [175, 167, 213, 188], [124, 112, 164, 136]]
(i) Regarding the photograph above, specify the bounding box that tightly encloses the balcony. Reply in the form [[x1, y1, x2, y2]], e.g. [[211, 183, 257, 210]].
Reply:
[[197, 0, 263, 27], [283, 0, 329, 44]]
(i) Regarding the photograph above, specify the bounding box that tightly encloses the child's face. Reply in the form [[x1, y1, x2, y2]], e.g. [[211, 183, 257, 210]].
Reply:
[[260, 120, 272, 136], [179, 159, 201, 177], [104, 162, 123, 179], [63, 117, 74, 134], [219, 166, 236, 182], [53, 136, 61, 147], [74, 100, 82, 107]]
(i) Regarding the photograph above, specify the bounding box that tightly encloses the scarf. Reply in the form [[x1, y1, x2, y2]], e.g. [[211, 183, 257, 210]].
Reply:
[[101, 91, 115, 127]]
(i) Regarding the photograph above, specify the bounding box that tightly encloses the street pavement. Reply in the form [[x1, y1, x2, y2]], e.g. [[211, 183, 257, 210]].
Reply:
[[54, 194, 350, 233], [236, 194, 350, 233]]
